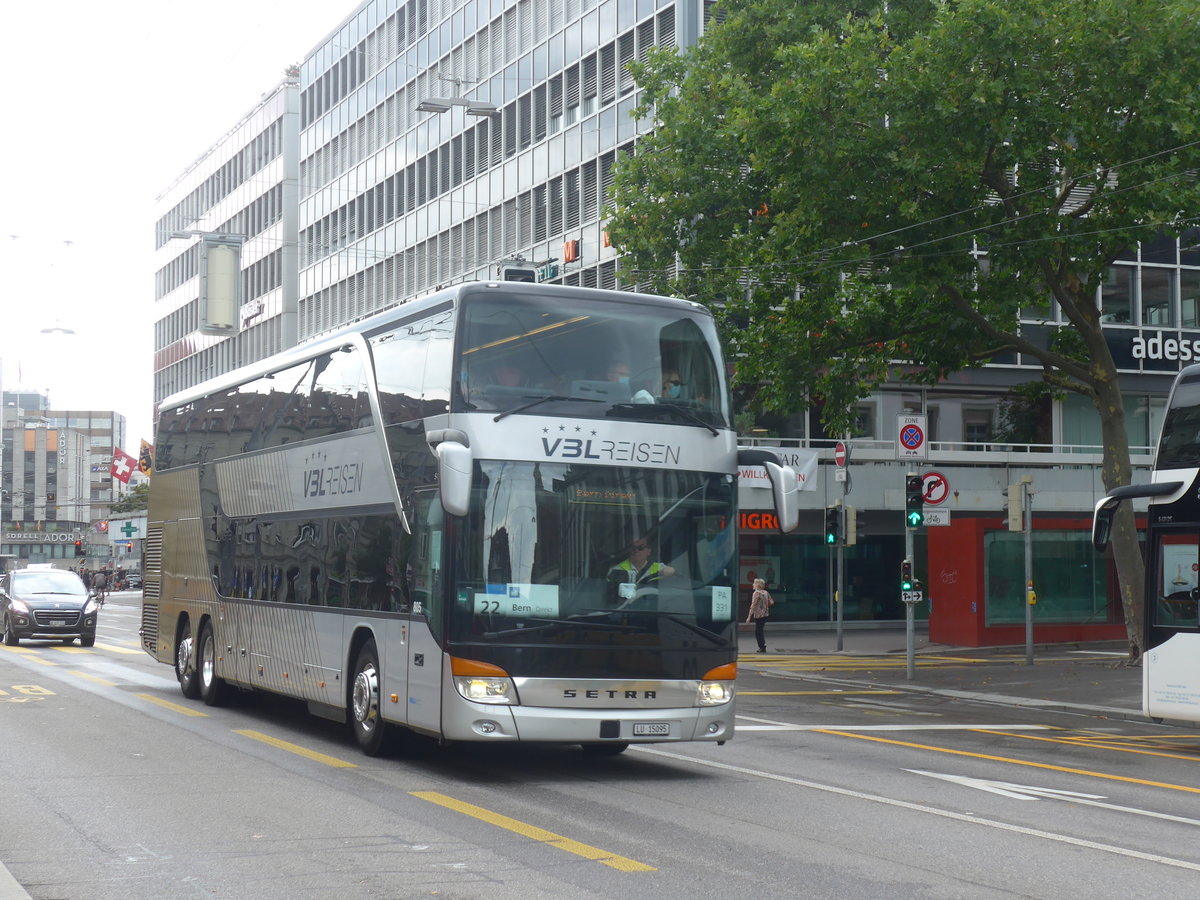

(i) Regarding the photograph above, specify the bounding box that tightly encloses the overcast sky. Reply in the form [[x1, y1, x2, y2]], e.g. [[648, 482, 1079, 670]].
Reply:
[[0, 0, 356, 452]]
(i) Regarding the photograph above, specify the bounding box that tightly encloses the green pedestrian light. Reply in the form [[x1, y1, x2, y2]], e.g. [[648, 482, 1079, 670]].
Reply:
[[824, 507, 840, 545]]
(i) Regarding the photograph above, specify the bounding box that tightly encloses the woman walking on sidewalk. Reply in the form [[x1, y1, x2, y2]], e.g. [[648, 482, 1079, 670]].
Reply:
[[746, 578, 774, 653]]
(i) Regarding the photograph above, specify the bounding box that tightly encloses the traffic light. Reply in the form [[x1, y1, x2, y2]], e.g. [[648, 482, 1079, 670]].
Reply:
[[900, 559, 914, 591], [824, 506, 841, 545], [844, 505, 857, 546], [905, 473, 924, 528], [74, 540, 84, 557]]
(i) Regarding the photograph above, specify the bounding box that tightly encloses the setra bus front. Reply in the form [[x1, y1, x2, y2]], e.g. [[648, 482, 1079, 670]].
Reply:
[[397, 283, 800, 751]]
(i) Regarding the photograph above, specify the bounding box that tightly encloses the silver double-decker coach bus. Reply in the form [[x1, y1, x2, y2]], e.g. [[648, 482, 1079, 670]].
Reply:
[[141, 282, 798, 755]]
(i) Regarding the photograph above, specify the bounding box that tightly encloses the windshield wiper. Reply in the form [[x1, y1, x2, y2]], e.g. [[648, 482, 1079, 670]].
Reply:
[[482, 615, 641, 639], [493, 395, 604, 422], [606, 402, 720, 436], [584, 608, 729, 645]]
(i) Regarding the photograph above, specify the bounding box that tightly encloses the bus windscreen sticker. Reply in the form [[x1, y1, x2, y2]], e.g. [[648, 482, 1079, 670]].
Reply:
[[711, 585, 732, 621], [474, 584, 560, 617]]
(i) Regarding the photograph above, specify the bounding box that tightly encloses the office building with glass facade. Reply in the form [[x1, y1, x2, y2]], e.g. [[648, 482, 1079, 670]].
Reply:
[[152, 74, 301, 408], [151, 0, 1200, 643]]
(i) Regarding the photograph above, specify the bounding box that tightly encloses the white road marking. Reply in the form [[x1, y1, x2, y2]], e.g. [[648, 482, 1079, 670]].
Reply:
[[909, 769, 1200, 827], [636, 748, 1200, 873]]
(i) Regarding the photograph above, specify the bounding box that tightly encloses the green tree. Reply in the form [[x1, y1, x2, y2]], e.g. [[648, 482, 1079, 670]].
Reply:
[[608, 0, 1200, 659], [110, 482, 149, 515]]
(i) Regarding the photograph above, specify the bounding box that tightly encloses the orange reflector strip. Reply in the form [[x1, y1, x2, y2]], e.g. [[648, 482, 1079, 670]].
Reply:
[[450, 656, 511, 677], [703, 662, 737, 681]]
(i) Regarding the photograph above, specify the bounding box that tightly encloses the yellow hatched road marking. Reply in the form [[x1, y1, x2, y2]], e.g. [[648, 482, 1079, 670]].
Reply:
[[817, 729, 1200, 795], [234, 729, 358, 768], [135, 692, 209, 717], [412, 790, 656, 872], [970, 728, 1200, 764], [52, 646, 90, 654], [69, 670, 116, 687]]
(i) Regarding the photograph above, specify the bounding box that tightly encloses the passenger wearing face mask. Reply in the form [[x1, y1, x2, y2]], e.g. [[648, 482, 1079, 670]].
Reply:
[[607, 360, 631, 383], [661, 370, 683, 401]]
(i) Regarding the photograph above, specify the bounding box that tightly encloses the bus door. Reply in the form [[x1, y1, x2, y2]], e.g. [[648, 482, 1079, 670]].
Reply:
[[399, 493, 445, 734]]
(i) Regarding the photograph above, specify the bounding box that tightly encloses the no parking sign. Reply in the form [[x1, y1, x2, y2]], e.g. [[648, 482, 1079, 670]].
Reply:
[[897, 414, 927, 460]]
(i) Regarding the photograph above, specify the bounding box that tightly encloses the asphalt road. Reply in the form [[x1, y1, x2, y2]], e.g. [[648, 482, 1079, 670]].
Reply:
[[2, 595, 1198, 899]]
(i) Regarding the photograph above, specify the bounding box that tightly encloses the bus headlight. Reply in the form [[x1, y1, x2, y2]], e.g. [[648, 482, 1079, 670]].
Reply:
[[698, 662, 736, 706], [697, 680, 734, 706], [454, 676, 516, 704], [450, 656, 518, 705]]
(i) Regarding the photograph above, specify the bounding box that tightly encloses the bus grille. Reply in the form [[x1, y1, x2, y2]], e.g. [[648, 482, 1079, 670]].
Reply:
[[141, 602, 159, 655]]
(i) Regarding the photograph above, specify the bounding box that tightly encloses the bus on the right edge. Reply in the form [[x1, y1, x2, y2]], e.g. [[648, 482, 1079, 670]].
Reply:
[[1094, 363, 1200, 723]]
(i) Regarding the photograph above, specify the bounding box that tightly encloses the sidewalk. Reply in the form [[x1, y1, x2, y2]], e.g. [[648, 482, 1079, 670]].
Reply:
[[737, 626, 1146, 722]]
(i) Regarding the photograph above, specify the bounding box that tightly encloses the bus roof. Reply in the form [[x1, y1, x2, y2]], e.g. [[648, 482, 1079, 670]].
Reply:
[[158, 282, 708, 413]]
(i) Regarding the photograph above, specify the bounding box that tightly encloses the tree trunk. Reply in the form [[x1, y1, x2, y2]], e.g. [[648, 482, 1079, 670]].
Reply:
[[1095, 378, 1144, 662]]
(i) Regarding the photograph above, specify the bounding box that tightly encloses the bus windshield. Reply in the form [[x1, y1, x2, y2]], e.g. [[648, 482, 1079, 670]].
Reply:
[[1158, 377, 1200, 469], [449, 461, 737, 649], [456, 292, 730, 429]]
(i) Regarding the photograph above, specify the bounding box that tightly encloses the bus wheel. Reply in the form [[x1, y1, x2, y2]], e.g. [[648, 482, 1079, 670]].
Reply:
[[198, 621, 229, 707], [176, 621, 201, 699], [581, 742, 629, 756], [350, 640, 387, 756]]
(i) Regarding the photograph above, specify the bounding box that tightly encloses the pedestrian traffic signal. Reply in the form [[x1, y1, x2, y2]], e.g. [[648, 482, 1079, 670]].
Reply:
[[905, 473, 924, 528], [74, 540, 84, 557], [824, 506, 841, 545], [900, 559, 914, 591]]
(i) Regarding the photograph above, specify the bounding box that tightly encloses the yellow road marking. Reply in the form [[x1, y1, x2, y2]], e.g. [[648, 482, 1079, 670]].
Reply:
[[94, 642, 142, 655], [739, 696, 902, 700], [234, 729, 358, 768], [970, 728, 1200, 764], [52, 646, 90, 654], [412, 790, 656, 872], [135, 692, 209, 717], [69, 670, 116, 687], [817, 729, 1200, 795]]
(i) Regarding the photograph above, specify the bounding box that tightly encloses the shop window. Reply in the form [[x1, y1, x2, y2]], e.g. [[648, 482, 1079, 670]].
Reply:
[[984, 530, 1113, 626]]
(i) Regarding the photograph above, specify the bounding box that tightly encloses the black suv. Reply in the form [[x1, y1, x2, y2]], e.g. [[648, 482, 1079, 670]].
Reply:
[[1, 566, 98, 647]]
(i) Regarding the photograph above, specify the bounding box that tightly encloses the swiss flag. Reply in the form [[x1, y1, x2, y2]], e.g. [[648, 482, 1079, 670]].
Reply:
[[111, 449, 138, 484]]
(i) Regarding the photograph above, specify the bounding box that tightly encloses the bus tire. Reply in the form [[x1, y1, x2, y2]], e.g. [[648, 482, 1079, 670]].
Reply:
[[350, 640, 387, 756], [176, 620, 201, 700], [198, 621, 230, 707], [581, 742, 629, 756]]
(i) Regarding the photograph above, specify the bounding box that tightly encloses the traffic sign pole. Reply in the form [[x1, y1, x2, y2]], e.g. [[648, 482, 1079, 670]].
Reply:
[[836, 436, 850, 651]]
